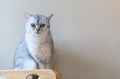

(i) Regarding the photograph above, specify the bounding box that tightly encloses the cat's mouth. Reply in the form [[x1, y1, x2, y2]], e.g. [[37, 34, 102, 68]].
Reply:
[[34, 31, 40, 34], [32, 31, 40, 36]]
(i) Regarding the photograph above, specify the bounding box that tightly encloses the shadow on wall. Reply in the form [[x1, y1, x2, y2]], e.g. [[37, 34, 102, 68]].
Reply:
[[54, 47, 120, 79]]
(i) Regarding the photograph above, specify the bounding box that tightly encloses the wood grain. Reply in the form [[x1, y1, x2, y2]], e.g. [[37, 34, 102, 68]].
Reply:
[[0, 69, 56, 79]]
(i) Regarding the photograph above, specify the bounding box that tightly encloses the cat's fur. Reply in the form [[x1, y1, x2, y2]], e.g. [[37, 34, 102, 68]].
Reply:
[[14, 13, 54, 69]]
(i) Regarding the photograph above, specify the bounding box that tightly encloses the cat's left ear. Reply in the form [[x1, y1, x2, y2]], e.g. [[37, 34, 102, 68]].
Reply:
[[47, 13, 54, 21], [24, 12, 33, 21]]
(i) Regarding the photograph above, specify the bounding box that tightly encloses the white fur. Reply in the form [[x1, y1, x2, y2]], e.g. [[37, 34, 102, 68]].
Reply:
[[14, 14, 53, 69], [25, 16, 53, 69]]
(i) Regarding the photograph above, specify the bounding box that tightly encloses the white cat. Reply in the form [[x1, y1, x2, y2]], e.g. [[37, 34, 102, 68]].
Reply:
[[14, 13, 54, 69]]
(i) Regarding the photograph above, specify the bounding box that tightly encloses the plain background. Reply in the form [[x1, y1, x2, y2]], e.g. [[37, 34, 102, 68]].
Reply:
[[0, 0, 120, 79]]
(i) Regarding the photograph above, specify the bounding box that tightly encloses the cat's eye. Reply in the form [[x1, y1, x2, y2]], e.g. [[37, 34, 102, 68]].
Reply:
[[40, 24, 45, 27], [31, 23, 36, 28]]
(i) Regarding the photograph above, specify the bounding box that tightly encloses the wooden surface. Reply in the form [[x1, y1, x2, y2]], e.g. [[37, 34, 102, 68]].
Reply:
[[0, 69, 56, 79]]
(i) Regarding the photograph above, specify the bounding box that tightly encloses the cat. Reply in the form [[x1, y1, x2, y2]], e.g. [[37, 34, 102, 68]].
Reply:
[[14, 13, 54, 69]]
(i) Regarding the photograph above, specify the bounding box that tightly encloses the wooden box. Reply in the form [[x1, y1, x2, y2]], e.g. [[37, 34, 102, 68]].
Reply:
[[0, 69, 57, 79]]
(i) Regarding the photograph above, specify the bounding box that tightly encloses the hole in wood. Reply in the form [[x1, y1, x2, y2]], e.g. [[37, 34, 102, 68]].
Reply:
[[26, 74, 40, 79]]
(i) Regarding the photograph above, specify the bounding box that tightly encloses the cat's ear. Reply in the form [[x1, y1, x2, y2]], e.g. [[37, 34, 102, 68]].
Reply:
[[24, 12, 33, 21], [47, 13, 54, 21]]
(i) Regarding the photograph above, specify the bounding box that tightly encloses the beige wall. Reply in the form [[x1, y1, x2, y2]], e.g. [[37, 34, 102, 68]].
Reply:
[[0, 0, 120, 79]]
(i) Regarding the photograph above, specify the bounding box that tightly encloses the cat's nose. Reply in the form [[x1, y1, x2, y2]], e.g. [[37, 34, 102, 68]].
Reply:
[[35, 28, 40, 32]]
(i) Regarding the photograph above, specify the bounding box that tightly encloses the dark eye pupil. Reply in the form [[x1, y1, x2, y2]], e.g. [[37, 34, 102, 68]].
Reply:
[[40, 24, 45, 27], [31, 24, 36, 27]]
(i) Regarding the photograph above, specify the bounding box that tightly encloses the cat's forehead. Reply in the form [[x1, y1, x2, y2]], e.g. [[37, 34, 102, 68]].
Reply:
[[33, 15, 47, 23], [34, 15, 46, 20]]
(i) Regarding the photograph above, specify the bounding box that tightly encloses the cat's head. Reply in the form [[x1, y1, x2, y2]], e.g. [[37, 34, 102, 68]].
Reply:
[[24, 13, 53, 36]]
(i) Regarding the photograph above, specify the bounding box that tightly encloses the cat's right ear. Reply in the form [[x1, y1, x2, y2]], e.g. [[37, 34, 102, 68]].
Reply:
[[24, 12, 32, 21]]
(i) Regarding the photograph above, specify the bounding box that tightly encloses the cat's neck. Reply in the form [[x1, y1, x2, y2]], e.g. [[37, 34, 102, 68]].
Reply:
[[25, 31, 52, 45]]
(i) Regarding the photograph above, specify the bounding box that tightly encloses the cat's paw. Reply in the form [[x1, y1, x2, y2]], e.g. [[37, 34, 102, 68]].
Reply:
[[0, 75, 7, 79]]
